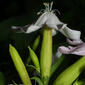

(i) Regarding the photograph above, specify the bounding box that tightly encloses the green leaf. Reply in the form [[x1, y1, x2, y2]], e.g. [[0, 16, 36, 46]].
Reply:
[[73, 79, 85, 85], [12, 80, 18, 85], [0, 72, 5, 85], [28, 47, 40, 73], [50, 55, 65, 76], [27, 65, 37, 70], [9, 44, 32, 85], [31, 77, 43, 85]]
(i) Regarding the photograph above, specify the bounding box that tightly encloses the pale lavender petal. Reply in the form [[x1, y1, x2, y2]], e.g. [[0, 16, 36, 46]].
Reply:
[[58, 43, 85, 56], [58, 46, 71, 54], [72, 50, 85, 56], [67, 38, 83, 45]]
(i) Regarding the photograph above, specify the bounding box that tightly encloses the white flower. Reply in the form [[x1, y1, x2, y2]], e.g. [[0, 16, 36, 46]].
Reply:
[[12, 2, 63, 35], [25, 2, 63, 35], [12, 2, 81, 40]]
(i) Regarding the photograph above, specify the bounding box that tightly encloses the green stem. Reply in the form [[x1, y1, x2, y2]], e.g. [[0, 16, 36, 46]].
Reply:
[[50, 55, 65, 76], [53, 56, 85, 85], [40, 25, 52, 83]]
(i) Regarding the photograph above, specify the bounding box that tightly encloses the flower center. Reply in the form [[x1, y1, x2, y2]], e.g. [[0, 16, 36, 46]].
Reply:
[[37, 2, 54, 15], [37, 2, 60, 15]]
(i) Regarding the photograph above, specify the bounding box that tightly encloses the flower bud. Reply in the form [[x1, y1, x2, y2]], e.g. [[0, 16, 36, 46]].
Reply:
[[28, 47, 40, 73], [9, 44, 32, 85], [53, 56, 85, 85]]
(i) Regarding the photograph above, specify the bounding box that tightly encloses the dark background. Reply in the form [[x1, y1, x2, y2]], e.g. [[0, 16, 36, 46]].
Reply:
[[0, 0, 85, 84]]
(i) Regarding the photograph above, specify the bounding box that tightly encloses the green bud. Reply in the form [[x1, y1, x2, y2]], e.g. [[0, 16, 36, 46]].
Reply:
[[28, 46, 40, 73], [9, 44, 32, 85], [26, 35, 40, 65], [40, 25, 52, 80], [53, 56, 85, 85], [32, 35, 40, 51]]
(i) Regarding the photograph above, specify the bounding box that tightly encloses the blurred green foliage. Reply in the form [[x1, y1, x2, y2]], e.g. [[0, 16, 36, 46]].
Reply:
[[0, 72, 5, 85]]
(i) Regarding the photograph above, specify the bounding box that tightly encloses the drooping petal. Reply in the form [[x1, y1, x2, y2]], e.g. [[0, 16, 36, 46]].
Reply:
[[11, 25, 30, 33], [58, 46, 71, 54], [26, 25, 40, 33], [59, 24, 81, 40], [57, 43, 85, 56], [46, 12, 63, 30], [26, 12, 62, 33], [35, 12, 49, 26], [67, 38, 83, 45], [35, 12, 63, 30], [30, 12, 63, 34]]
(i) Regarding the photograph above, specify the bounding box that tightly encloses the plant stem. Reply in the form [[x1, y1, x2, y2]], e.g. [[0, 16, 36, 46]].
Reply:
[[40, 25, 52, 84]]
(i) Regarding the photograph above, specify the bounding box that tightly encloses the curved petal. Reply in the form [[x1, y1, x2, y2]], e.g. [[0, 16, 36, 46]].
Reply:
[[59, 24, 81, 40], [67, 38, 83, 45], [58, 43, 85, 56], [55, 51, 62, 58], [72, 49, 85, 56], [26, 25, 40, 33], [52, 29, 57, 36], [35, 12, 49, 26], [58, 46, 71, 54], [46, 12, 63, 30]]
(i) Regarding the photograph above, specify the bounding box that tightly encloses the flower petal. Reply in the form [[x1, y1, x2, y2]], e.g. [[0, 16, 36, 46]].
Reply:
[[52, 29, 57, 36], [46, 12, 63, 30], [58, 46, 71, 54], [58, 43, 85, 56], [67, 38, 83, 45], [59, 24, 81, 40], [26, 25, 40, 33], [35, 12, 49, 27], [55, 51, 62, 58]]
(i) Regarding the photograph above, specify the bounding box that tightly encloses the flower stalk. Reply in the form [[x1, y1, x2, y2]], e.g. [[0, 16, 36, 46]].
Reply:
[[53, 56, 85, 85], [9, 45, 32, 85], [40, 25, 52, 84]]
